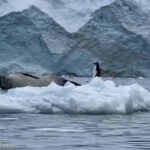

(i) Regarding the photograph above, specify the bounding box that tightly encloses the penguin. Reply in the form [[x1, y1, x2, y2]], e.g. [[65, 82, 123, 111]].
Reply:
[[93, 62, 102, 77]]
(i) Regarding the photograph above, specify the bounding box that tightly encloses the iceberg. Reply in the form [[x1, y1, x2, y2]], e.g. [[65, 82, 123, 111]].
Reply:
[[0, 77, 149, 114]]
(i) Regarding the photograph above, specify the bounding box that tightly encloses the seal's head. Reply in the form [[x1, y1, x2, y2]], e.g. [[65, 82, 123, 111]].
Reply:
[[0, 75, 12, 90]]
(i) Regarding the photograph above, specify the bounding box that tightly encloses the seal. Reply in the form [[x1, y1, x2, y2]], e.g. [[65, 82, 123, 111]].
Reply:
[[0, 73, 80, 90]]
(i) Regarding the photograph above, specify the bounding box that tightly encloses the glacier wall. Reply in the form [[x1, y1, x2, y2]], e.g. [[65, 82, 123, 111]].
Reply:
[[0, 0, 116, 32], [0, 0, 150, 77]]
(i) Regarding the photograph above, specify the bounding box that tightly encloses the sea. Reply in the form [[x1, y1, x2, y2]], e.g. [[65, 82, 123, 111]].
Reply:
[[0, 77, 150, 150]]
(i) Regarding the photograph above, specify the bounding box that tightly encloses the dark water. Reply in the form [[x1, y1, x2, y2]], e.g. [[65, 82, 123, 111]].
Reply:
[[0, 113, 150, 150]]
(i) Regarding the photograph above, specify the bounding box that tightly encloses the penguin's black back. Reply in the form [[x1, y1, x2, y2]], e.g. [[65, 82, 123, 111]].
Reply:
[[94, 62, 101, 77]]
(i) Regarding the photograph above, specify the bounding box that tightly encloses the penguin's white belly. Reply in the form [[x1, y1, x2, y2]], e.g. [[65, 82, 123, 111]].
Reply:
[[92, 66, 96, 78]]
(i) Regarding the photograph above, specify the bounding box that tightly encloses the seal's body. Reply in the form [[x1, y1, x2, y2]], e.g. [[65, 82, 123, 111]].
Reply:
[[0, 73, 80, 90]]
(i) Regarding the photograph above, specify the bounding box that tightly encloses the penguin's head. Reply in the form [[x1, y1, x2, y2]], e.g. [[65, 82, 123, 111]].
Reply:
[[93, 62, 100, 68], [93, 62, 99, 65]]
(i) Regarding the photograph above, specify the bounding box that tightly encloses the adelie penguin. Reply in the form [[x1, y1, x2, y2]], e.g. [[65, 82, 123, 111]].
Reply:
[[93, 62, 102, 77]]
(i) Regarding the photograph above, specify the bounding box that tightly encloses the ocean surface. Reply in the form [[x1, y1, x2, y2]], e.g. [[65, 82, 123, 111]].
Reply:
[[0, 77, 150, 150]]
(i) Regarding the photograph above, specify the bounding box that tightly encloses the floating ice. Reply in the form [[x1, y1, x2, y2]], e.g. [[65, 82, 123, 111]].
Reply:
[[0, 77, 150, 115]]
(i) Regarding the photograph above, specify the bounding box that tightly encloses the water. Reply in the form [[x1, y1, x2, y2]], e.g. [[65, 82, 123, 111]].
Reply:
[[1, 113, 150, 150], [1, 78, 150, 149]]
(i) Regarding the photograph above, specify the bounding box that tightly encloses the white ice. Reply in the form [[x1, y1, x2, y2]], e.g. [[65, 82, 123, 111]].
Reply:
[[0, 77, 150, 115]]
